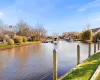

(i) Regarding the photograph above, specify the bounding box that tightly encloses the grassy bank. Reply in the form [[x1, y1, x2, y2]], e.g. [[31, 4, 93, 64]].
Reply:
[[0, 44, 12, 48], [96, 73, 100, 80], [61, 52, 100, 80], [0, 41, 41, 49]]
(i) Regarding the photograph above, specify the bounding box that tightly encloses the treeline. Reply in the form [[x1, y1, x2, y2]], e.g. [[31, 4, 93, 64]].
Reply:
[[62, 28, 100, 43], [79, 29, 100, 43], [0, 20, 47, 45]]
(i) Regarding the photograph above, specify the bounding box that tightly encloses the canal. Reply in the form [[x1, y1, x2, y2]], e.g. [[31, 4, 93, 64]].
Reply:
[[0, 41, 97, 80]]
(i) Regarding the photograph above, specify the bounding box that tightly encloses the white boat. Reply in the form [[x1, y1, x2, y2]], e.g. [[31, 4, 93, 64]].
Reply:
[[65, 37, 73, 42], [53, 37, 58, 44], [43, 39, 53, 43]]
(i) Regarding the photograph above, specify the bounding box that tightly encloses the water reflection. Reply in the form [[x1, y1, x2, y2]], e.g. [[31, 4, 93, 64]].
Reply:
[[0, 41, 95, 80]]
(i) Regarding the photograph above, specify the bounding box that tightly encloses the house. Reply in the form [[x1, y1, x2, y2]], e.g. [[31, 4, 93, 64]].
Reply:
[[91, 27, 100, 36], [62, 32, 79, 39], [91, 27, 100, 42]]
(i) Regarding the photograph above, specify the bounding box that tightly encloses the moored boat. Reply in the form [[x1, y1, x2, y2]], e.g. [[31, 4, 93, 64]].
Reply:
[[65, 37, 73, 42]]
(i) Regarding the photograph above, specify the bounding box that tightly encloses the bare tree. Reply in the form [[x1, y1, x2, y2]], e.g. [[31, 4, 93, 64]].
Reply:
[[16, 20, 31, 37], [53, 32, 59, 37], [0, 20, 5, 33], [0, 20, 6, 41], [0, 20, 47, 42], [34, 23, 47, 40]]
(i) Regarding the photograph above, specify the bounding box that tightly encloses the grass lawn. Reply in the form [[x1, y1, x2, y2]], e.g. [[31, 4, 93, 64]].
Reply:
[[22, 41, 41, 44], [0, 41, 41, 48], [62, 52, 100, 80], [96, 73, 100, 80], [0, 43, 12, 48]]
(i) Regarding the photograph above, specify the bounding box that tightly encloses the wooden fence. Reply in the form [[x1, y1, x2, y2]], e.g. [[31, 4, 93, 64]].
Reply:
[[53, 43, 100, 80]]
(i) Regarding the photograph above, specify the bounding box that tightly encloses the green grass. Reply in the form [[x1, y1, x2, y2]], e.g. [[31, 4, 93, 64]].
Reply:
[[23, 41, 41, 44], [0, 41, 41, 48], [62, 52, 100, 80], [0, 44, 12, 48], [96, 73, 100, 80]]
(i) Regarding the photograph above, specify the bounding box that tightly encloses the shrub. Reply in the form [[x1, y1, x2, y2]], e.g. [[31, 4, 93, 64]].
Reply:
[[93, 32, 100, 42], [13, 36, 23, 44], [28, 36, 36, 41], [81, 29, 92, 42], [0, 34, 4, 42], [7, 39, 14, 45], [77, 33, 82, 40], [96, 32, 100, 39], [23, 36, 27, 42]]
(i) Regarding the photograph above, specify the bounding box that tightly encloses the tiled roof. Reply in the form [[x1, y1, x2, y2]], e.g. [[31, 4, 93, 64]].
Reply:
[[91, 27, 100, 33]]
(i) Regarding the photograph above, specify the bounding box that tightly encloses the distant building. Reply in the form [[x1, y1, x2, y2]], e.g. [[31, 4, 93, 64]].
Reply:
[[62, 32, 79, 39], [91, 27, 100, 35], [91, 27, 100, 42]]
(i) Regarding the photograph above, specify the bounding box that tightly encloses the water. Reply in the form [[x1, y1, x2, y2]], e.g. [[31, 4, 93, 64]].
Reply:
[[0, 41, 96, 80]]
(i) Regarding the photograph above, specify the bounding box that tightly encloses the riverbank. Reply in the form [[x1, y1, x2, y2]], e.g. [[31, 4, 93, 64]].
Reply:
[[60, 52, 100, 80], [96, 73, 100, 80], [0, 41, 41, 50]]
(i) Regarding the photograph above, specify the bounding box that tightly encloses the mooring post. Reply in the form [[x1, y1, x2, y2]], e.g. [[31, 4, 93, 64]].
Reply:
[[98, 43, 99, 50], [53, 49, 57, 80], [94, 43, 96, 53], [77, 44, 80, 65], [88, 43, 91, 57]]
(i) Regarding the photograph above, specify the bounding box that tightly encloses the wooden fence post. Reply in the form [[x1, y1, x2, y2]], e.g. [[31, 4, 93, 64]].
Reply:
[[94, 43, 96, 53], [77, 44, 80, 65], [53, 49, 57, 80], [98, 43, 99, 50], [88, 43, 91, 57]]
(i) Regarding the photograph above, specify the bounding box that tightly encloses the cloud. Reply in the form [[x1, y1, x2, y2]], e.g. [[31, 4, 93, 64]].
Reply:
[[17, 10, 23, 13], [0, 12, 4, 17], [88, 12, 100, 21], [77, 0, 100, 12], [91, 18, 100, 21]]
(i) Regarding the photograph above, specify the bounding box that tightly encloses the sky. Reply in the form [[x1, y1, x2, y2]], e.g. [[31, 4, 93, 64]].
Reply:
[[0, 0, 100, 35]]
